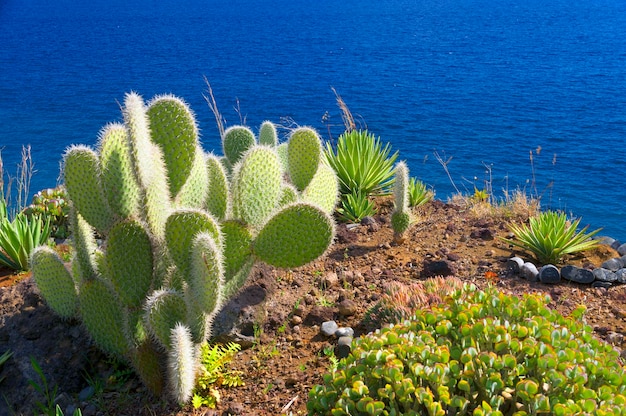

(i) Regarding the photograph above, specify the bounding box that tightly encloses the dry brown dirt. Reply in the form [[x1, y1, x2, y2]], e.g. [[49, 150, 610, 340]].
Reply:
[[1, 198, 625, 415]]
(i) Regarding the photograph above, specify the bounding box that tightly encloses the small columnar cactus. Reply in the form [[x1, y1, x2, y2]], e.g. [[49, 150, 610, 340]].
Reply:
[[31, 93, 338, 403], [391, 161, 413, 243]]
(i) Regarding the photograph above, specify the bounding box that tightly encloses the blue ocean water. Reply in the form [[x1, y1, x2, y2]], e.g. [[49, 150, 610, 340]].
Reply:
[[1, 0, 625, 240]]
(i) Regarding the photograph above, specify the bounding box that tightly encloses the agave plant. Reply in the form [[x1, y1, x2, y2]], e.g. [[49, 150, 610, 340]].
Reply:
[[336, 191, 376, 223], [324, 129, 398, 196], [504, 210, 601, 264], [408, 177, 434, 208], [0, 213, 51, 271]]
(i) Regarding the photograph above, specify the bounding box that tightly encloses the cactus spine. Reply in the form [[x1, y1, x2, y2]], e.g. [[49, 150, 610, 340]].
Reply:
[[32, 94, 338, 403]]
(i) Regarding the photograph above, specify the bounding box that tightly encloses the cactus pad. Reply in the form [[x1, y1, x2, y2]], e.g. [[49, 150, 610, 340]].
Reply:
[[105, 220, 154, 308], [205, 154, 229, 220], [288, 127, 322, 191], [131, 340, 164, 396], [31, 246, 78, 319], [186, 233, 223, 315], [302, 163, 339, 213], [254, 203, 334, 268], [221, 220, 253, 296], [231, 146, 282, 228], [258, 120, 278, 146], [147, 95, 199, 198], [168, 323, 197, 403], [223, 125, 256, 165], [98, 123, 141, 220], [63, 146, 113, 234], [145, 289, 188, 349], [173, 147, 210, 209], [165, 209, 221, 278], [79, 278, 129, 356]]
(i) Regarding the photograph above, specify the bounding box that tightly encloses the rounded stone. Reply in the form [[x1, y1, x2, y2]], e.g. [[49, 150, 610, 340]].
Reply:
[[521, 262, 539, 282], [592, 281, 613, 289], [538, 264, 560, 284], [618, 243, 626, 256], [335, 336, 353, 359], [615, 269, 626, 284], [561, 265, 595, 284], [601, 258, 623, 272], [338, 299, 357, 317], [593, 268, 618, 282], [320, 320, 339, 337], [506, 256, 524, 274], [335, 327, 354, 338]]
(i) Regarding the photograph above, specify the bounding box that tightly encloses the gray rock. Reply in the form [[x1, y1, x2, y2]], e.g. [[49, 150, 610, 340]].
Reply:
[[78, 385, 95, 401], [521, 262, 539, 281], [592, 281, 613, 289], [321, 321, 339, 337], [601, 258, 623, 271], [538, 264, 560, 284], [611, 240, 623, 251], [615, 269, 626, 284], [593, 268, 618, 282], [336, 336, 353, 359], [335, 327, 354, 338], [561, 265, 595, 284], [618, 243, 626, 256], [597, 236, 616, 247], [506, 256, 524, 274]]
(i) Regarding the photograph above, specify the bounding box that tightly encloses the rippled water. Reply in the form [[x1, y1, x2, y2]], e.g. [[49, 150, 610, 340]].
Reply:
[[1, 0, 625, 239]]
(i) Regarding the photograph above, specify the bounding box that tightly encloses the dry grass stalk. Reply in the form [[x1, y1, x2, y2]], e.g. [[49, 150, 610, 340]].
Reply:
[[203, 76, 226, 140], [331, 86, 356, 132]]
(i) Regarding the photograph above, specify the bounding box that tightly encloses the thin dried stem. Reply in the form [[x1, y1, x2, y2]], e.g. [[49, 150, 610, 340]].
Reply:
[[433, 150, 460, 194], [331, 86, 356, 132], [202, 76, 226, 140]]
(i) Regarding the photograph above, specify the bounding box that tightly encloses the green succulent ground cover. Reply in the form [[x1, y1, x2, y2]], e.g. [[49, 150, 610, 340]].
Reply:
[[308, 284, 626, 415]]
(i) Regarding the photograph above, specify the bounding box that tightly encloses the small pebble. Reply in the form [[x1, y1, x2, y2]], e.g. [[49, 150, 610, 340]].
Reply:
[[336, 336, 353, 359], [320, 321, 339, 337], [335, 327, 354, 338]]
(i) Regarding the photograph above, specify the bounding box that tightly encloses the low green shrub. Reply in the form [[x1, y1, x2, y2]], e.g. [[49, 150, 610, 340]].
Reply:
[[192, 342, 243, 409], [22, 187, 70, 239], [504, 210, 601, 264], [308, 284, 626, 415]]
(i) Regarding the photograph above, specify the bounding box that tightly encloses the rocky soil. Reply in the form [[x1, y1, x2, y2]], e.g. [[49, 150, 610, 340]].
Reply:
[[1, 198, 625, 416]]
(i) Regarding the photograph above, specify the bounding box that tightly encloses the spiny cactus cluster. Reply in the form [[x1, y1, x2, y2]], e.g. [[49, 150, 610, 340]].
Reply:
[[391, 161, 413, 243], [31, 92, 338, 403]]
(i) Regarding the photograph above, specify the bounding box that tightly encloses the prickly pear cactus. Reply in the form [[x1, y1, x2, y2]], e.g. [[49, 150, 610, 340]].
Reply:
[[391, 161, 413, 243], [31, 93, 338, 404]]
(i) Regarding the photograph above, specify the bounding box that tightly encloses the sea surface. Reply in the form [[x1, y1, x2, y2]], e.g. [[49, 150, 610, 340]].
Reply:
[[1, 0, 625, 241]]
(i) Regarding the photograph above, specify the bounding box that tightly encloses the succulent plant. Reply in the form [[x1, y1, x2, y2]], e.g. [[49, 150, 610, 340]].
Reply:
[[22, 186, 70, 239], [31, 93, 337, 403], [308, 284, 626, 415], [391, 161, 413, 243]]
